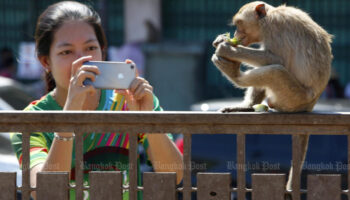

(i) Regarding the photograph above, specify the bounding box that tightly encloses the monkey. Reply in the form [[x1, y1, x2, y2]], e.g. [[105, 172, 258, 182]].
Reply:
[[211, 1, 333, 192], [212, 2, 332, 113]]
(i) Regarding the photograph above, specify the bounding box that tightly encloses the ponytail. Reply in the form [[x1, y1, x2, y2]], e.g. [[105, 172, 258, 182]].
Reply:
[[45, 71, 56, 92]]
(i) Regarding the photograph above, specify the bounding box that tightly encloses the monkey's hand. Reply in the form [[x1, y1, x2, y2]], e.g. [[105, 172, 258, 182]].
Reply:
[[211, 54, 241, 79], [215, 42, 242, 63], [213, 34, 229, 48]]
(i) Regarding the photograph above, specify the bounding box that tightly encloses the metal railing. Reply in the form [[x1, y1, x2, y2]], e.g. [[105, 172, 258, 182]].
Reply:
[[0, 111, 349, 200]]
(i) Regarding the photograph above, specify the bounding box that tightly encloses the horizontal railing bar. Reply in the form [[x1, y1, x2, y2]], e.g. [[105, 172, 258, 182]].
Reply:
[[1, 112, 350, 134], [16, 187, 36, 191], [17, 185, 132, 190], [0, 112, 349, 135], [1, 111, 350, 126], [1, 124, 349, 135], [15, 186, 345, 195]]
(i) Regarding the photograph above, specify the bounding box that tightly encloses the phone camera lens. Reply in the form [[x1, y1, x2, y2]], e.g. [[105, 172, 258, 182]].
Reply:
[[131, 65, 134, 69]]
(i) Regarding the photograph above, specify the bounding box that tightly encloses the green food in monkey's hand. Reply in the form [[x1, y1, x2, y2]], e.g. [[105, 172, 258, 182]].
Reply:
[[224, 32, 240, 46], [253, 104, 269, 112], [229, 37, 240, 46]]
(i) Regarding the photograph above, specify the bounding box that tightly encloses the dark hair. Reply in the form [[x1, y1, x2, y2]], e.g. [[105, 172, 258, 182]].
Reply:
[[35, 1, 107, 92]]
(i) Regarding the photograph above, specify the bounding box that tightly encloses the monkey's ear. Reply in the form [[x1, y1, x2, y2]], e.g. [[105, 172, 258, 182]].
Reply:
[[255, 4, 266, 19]]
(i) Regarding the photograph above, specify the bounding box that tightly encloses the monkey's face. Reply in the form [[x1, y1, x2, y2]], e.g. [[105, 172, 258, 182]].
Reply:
[[233, 20, 261, 46], [232, 1, 270, 46]]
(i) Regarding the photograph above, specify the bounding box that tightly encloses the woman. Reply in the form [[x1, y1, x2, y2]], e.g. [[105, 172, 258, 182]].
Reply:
[[10, 1, 183, 199]]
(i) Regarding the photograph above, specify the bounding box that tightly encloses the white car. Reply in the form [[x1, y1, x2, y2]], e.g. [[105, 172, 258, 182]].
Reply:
[[0, 98, 22, 186]]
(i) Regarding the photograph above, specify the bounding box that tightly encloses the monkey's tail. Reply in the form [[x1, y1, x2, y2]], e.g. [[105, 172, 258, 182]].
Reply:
[[220, 107, 255, 113]]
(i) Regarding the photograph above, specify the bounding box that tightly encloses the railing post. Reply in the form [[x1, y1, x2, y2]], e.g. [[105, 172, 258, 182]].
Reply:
[[0, 172, 16, 200], [348, 134, 350, 199], [129, 132, 138, 200], [143, 172, 177, 200], [183, 134, 192, 200], [252, 174, 286, 200], [89, 171, 123, 200], [291, 135, 301, 200], [197, 173, 231, 199], [36, 172, 70, 200], [237, 134, 245, 200], [22, 132, 31, 200], [75, 132, 84, 200], [308, 174, 341, 200]]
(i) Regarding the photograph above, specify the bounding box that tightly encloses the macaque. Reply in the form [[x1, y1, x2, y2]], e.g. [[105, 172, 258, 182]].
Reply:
[[211, 1, 333, 191]]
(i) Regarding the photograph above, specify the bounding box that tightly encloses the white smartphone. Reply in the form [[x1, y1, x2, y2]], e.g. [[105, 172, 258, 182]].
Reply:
[[83, 61, 136, 89]]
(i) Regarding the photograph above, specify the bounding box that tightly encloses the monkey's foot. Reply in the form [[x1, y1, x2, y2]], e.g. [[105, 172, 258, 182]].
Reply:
[[219, 106, 255, 113]]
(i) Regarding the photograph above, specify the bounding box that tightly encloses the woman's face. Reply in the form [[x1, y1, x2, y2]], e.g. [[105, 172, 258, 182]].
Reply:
[[46, 20, 103, 91]]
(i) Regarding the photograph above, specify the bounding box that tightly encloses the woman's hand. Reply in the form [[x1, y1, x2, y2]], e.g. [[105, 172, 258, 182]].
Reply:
[[116, 60, 154, 111], [64, 56, 100, 110]]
